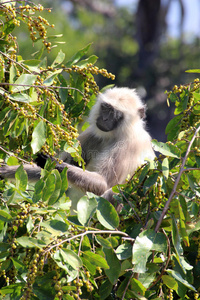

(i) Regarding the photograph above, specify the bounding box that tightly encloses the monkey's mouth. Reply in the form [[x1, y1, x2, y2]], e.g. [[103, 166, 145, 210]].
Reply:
[[96, 118, 114, 132], [96, 115, 124, 132]]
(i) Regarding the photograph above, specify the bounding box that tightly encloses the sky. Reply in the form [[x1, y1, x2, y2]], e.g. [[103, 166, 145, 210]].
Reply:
[[115, 0, 200, 40]]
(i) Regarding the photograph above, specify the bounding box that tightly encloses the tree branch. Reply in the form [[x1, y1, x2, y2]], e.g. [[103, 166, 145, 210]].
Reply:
[[155, 125, 200, 232]]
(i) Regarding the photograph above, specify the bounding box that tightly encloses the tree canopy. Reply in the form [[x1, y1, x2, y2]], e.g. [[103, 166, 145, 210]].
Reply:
[[0, 1, 200, 300]]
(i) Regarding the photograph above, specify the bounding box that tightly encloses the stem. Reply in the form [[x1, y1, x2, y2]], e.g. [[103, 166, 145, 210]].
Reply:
[[155, 125, 200, 232], [44, 229, 130, 253], [0, 82, 84, 96], [0, 145, 30, 164]]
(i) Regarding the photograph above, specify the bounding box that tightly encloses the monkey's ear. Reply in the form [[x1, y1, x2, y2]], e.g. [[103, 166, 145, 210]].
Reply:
[[138, 106, 146, 119]]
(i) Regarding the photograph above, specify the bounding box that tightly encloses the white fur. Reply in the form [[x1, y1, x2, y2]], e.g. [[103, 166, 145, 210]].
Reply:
[[89, 87, 146, 139]]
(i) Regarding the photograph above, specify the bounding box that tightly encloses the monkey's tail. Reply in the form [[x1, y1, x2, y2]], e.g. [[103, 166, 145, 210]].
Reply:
[[0, 164, 41, 180]]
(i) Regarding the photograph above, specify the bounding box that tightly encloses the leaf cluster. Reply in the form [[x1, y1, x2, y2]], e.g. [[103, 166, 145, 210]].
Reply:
[[0, 2, 200, 300]]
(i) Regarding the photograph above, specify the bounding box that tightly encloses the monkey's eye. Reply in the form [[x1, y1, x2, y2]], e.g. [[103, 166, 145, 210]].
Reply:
[[100, 102, 113, 111]]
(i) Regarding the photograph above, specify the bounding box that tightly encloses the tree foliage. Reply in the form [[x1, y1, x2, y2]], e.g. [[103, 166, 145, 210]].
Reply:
[[0, 1, 200, 300]]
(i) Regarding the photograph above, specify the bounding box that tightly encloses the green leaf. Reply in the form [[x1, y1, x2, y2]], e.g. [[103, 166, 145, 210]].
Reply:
[[16, 236, 45, 248], [43, 69, 62, 86], [4, 20, 15, 35], [58, 73, 69, 105], [41, 220, 69, 235], [65, 43, 92, 67], [0, 210, 12, 222], [81, 256, 96, 275], [96, 197, 119, 230], [143, 173, 159, 194], [22, 59, 41, 72], [99, 280, 113, 300], [83, 251, 109, 269], [60, 248, 82, 269], [59, 167, 68, 197], [53, 249, 78, 279], [77, 195, 97, 226], [103, 248, 121, 284], [177, 201, 189, 247], [116, 243, 132, 260], [51, 49, 65, 68], [15, 164, 28, 192], [11, 74, 37, 92], [162, 157, 169, 179], [132, 230, 167, 273], [162, 275, 178, 290], [166, 269, 197, 291], [10, 92, 33, 103], [185, 69, 200, 73], [172, 214, 183, 257], [7, 156, 19, 165], [76, 55, 98, 67], [139, 164, 149, 184], [32, 178, 45, 203], [0, 60, 4, 81], [0, 107, 10, 124], [31, 121, 46, 154], [11, 258, 26, 272], [9, 63, 17, 85], [152, 140, 180, 158], [42, 174, 56, 202], [48, 170, 62, 205], [95, 236, 112, 249], [26, 216, 34, 233]]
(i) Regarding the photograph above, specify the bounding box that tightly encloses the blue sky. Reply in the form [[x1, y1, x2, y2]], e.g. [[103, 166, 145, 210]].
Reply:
[[115, 0, 200, 40]]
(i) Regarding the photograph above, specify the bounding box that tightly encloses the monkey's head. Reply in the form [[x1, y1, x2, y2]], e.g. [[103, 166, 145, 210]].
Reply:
[[89, 87, 146, 138]]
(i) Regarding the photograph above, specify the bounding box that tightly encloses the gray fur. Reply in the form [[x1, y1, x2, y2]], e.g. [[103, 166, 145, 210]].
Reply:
[[0, 87, 155, 209]]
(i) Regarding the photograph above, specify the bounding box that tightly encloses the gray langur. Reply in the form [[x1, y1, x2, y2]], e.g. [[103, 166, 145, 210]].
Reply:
[[0, 87, 155, 205]]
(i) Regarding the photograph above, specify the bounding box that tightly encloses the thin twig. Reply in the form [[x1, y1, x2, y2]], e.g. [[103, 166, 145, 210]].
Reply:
[[0, 145, 30, 164], [44, 229, 129, 253], [155, 125, 200, 232], [148, 229, 171, 289], [120, 190, 143, 225], [0, 82, 85, 95], [0, 51, 32, 74], [122, 273, 134, 300]]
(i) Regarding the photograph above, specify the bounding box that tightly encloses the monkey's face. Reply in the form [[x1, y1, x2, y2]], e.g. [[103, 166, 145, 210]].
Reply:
[[89, 87, 146, 138], [96, 102, 124, 132]]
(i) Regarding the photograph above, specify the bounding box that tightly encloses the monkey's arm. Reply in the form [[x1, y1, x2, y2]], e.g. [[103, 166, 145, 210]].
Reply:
[[0, 161, 108, 196], [64, 163, 108, 195], [36, 154, 108, 196]]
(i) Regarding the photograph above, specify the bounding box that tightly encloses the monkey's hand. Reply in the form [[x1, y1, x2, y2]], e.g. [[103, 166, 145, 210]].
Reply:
[[35, 153, 51, 169], [35, 153, 68, 174]]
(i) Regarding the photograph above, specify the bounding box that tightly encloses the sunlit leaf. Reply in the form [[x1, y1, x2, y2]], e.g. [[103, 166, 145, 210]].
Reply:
[[167, 269, 197, 291], [96, 236, 112, 249], [11, 74, 37, 92], [0, 210, 12, 222], [65, 43, 92, 67], [132, 230, 167, 273], [83, 251, 109, 269], [15, 164, 28, 192], [152, 140, 180, 158], [116, 243, 132, 260], [31, 121, 46, 154], [162, 157, 169, 179], [77, 195, 97, 226], [51, 49, 65, 68], [96, 197, 119, 230]]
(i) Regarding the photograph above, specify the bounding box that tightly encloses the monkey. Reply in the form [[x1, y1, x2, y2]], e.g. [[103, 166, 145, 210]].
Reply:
[[0, 87, 155, 208]]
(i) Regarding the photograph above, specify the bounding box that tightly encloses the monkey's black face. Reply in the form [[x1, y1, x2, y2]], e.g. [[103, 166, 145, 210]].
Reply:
[[96, 102, 124, 132]]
